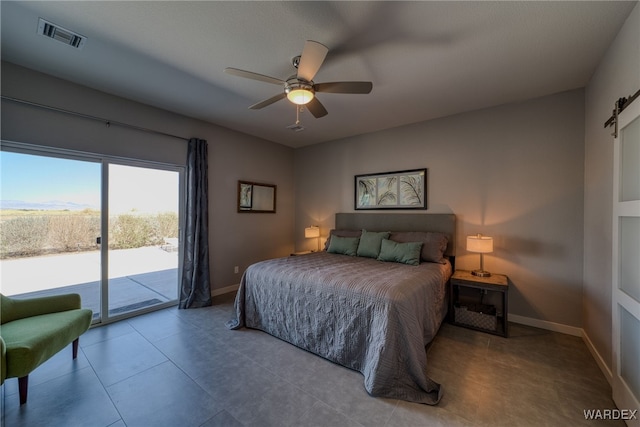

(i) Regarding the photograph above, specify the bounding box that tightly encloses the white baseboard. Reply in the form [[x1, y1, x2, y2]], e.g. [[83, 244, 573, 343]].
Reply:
[[211, 284, 239, 297], [582, 330, 613, 386], [509, 313, 613, 386], [509, 313, 583, 336]]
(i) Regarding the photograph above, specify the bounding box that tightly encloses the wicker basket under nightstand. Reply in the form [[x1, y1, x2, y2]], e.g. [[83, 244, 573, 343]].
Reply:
[[450, 270, 509, 337]]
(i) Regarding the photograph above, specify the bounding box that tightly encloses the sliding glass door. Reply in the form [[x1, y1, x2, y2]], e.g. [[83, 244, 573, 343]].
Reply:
[[107, 163, 180, 317], [0, 143, 183, 323], [0, 150, 103, 318]]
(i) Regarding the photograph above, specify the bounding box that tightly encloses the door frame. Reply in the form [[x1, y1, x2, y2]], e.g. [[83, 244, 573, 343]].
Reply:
[[100, 157, 185, 324]]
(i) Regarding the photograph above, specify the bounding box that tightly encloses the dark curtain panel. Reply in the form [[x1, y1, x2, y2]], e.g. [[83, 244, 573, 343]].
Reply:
[[179, 138, 212, 308]]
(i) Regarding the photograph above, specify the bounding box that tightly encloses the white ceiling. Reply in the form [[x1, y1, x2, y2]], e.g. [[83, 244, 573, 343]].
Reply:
[[1, 1, 636, 148]]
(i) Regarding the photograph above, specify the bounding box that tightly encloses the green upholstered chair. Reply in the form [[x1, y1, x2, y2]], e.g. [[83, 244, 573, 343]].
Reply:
[[0, 293, 92, 404]]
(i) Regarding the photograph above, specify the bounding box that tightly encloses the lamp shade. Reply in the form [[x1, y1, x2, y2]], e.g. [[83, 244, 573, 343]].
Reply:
[[305, 226, 320, 238], [467, 234, 493, 253]]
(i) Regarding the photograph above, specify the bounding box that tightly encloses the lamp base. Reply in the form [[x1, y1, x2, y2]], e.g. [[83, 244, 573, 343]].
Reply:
[[471, 269, 492, 277]]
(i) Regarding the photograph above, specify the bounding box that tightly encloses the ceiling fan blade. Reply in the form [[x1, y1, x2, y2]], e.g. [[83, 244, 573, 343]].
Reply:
[[249, 93, 287, 110], [314, 81, 373, 94], [306, 97, 328, 118], [224, 68, 285, 86], [297, 40, 329, 82]]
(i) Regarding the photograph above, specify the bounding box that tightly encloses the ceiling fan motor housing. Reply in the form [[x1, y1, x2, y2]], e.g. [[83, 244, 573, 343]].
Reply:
[[285, 78, 313, 94]]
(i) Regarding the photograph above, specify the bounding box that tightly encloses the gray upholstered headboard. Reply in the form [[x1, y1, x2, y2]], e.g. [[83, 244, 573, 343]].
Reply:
[[335, 213, 456, 257]]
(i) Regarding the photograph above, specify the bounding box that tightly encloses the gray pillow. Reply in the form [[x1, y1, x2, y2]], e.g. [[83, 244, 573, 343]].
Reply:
[[357, 229, 390, 258], [389, 232, 448, 264], [377, 239, 423, 266], [327, 235, 360, 256]]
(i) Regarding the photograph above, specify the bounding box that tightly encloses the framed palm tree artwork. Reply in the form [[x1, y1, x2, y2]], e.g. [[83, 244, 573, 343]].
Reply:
[[355, 168, 427, 210]]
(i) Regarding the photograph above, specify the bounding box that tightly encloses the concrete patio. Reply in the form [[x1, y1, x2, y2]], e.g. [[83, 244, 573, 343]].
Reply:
[[0, 246, 179, 319]]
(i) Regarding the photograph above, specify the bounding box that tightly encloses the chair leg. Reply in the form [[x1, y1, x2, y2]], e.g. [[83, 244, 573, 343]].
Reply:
[[17, 339, 79, 405], [19, 376, 28, 405]]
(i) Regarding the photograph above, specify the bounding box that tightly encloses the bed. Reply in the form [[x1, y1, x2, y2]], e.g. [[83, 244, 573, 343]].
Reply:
[[227, 213, 456, 405]]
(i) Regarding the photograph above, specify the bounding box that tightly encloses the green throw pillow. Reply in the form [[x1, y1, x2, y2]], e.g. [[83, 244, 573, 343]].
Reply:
[[377, 239, 423, 266], [357, 230, 390, 258], [327, 235, 360, 256]]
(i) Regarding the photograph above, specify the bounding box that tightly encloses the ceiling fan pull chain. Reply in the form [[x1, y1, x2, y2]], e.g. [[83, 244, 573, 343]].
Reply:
[[286, 105, 306, 132]]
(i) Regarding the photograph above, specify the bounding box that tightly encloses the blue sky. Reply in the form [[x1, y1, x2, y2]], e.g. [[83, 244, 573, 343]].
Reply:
[[1, 151, 179, 213], [1, 151, 101, 209]]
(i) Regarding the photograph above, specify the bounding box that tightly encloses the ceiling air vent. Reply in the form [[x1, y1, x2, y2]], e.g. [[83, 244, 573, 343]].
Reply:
[[37, 18, 86, 49]]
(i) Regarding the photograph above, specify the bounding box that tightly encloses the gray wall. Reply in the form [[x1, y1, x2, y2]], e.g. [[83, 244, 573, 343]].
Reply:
[[2, 0, 638, 372], [295, 89, 586, 327], [583, 4, 639, 371], [1, 61, 295, 292]]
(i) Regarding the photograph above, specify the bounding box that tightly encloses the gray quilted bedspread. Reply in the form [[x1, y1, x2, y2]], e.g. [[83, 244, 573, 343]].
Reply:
[[226, 251, 450, 404]]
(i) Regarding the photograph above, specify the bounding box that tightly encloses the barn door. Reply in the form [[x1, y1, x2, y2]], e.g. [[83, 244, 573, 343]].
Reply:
[[612, 98, 640, 426]]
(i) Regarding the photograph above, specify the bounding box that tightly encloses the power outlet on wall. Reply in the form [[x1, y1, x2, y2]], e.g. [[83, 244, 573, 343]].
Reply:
[[234, 266, 239, 274]]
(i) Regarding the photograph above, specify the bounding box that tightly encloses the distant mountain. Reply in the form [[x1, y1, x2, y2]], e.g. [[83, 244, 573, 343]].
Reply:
[[0, 200, 98, 211]]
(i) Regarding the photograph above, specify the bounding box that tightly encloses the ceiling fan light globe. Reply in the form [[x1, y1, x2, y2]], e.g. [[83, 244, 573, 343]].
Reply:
[[287, 88, 314, 105]]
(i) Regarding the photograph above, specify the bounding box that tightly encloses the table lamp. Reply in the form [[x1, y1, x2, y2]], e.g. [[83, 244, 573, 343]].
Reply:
[[467, 234, 493, 277], [305, 226, 320, 252]]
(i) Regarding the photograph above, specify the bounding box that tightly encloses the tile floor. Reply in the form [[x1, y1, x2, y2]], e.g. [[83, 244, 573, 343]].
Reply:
[[1, 292, 623, 427]]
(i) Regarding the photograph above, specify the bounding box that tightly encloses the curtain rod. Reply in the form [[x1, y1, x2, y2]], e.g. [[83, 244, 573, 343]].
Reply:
[[1, 95, 190, 142]]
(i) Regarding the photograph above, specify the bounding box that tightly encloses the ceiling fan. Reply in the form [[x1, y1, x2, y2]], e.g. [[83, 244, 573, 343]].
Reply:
[[224, 40, 373, 118]]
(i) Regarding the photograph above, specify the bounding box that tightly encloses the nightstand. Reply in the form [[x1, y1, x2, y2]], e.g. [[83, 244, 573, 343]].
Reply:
[[450, 269, 509, 337]]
